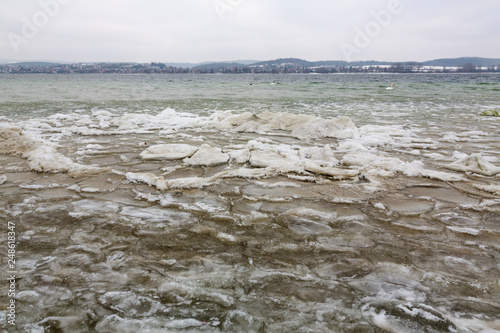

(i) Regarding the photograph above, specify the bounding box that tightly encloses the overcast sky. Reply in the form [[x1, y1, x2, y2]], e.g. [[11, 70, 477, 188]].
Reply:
[[1, 0, 499, 63]]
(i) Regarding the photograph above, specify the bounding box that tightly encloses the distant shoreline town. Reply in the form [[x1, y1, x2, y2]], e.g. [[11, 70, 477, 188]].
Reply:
[[1, 57, 499, 74]]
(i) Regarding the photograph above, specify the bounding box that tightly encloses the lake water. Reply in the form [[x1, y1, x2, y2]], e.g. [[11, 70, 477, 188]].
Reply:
[[1, 73, 500, 332]]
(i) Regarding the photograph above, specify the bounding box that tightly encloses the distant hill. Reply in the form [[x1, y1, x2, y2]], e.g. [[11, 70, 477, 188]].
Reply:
[[165, 60, 260, 68], [8, 61, 62, 67], [193, 62, 248, 69], [250, 57, 500, 68], [251, 58, 312, 68], [423, 57, 500, 67], [250, 58, 399, 68], [2, 57, 499, 68]]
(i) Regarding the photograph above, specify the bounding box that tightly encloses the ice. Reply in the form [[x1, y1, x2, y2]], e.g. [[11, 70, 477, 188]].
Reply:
[[110, 108, 201, 132], [158, 280, 235, 308], [298, 145, 338, 164], [0, 127, 42, 155], [276, 208, 336, 235], [214, 111, 358, 139], [0, 127, 105, 177], [3, 104, 500, 332], [27, 145, 104, 176], [392, 217, 442, 232], [37, 316, 86, 333], [223, 310, 262, 332], [341, 150, 464, 181], [183, 144, 229, 166], [120, 206, 192, 224], [165, 319, 205, 329], [69, 199, 120, 218], [443, 256, 482, 274], [363, 303, 459, 333], [140, 143, 198, 160], [341, 151, 379, 166], [425, 152, 447, 161], [216, 232, 238, 243], [448, 317, 500, 333], [126, 171, 223, 190], [446, 226, 481, 235], [442, 132, 460, 142], [405, 186, 478, 205], [474, 183, 500, 195], [16, 290, 42, 302], [337, 140, 370, 152], [352, 263, 426, 301], [215, 111, 261, 129], [380, 198, 435, 215], [302, 160, 359, 178], [290, 116, 359, 139], [227, 148, 251, 164], [92, 110, 113, 117], [249, 147, 300, 169], [95, 315, 209, 333], [446, 153, 500, 176], [98, 291, 166, 317]]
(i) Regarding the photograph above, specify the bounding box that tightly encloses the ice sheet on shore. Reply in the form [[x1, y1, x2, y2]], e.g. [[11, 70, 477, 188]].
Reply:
[[2, 110, 471, 184], [0, 127, 105, 177], [126, 140, 359, 191]]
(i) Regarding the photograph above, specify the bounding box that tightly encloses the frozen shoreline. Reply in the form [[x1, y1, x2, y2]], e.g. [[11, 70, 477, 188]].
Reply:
[[1, 106, 500, 332]]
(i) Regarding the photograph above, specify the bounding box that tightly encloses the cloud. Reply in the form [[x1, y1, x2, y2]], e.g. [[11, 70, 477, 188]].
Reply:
[[1, 0, 499, 62]]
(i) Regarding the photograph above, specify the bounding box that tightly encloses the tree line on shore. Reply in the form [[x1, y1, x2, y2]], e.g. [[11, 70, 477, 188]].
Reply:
[[1, 59, 498, 74]]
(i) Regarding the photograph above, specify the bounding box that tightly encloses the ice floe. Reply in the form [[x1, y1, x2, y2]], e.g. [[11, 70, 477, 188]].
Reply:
[[446, 153, 500, 176], [183, 144, 229, 166], [140, 143, 198, 160]]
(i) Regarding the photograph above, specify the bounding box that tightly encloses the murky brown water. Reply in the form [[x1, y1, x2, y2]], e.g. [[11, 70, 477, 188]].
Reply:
[[1, 74, 500, 332]]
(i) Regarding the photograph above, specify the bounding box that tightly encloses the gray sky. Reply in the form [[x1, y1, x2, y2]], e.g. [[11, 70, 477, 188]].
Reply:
[[1, 0, 499, 63]]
